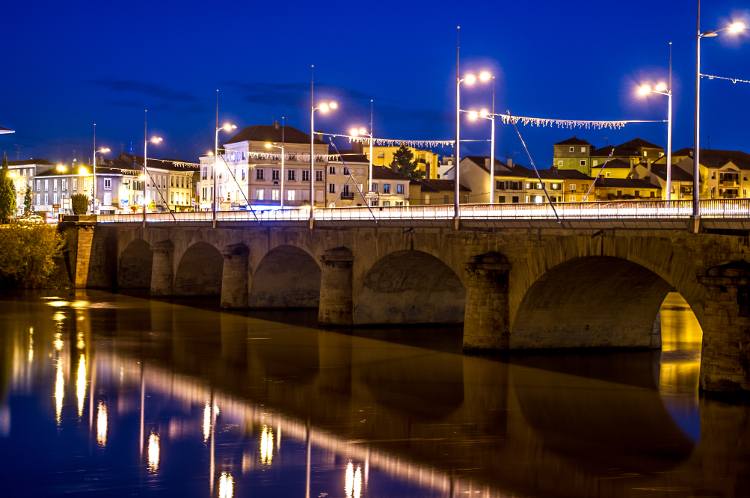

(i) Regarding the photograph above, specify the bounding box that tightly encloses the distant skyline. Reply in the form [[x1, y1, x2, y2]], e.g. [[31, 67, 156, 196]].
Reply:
[[1, 0, 748, 168]]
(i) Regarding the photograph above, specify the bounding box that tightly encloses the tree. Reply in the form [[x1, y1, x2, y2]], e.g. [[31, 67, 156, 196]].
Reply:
[[71, 194, 89, 215], [390, 144, 425, 181], [24, 187, 33, 215], [0, 156, 15, 223]]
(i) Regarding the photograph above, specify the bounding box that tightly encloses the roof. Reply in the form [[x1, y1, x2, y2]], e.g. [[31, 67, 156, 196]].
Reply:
[[646, 163, 694, 182], [331, 153, 369, 163], [462, 156, 526, 178], [225, 125, 326, 145], [109, 153, 198, 172], [554, 136, 591, 146], [371, 166, 411, 181], [7, 158, 54, 166], [590, 145, 639, 157], [617, 137, 663, 150], [596, 177, 660, 189], [554, 169, 595, 180], [671, 148, 750, 169], [595, 158, 632, 169], [412, 178, 471, 193]]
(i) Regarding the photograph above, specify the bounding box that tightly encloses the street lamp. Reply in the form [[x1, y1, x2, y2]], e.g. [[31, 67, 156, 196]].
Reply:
[[639, 76, 672, 200], [694, 2, 745, 219], [456, 69, 490, 219], [265, 141, 286, 208], [350, 107, 375, 203], [92, 147, 110, 211], [143, 110, 163, 225], [309, 79, 337, 221], [213, 122, 237, 222], [462, 74, 496, 204]]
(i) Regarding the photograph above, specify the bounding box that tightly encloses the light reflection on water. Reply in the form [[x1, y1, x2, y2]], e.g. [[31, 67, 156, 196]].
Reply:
[[0, 290, 748, 498]]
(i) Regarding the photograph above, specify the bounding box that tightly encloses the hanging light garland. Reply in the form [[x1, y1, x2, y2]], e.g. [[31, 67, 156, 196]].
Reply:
[[702, 73, 750, 85], [498, 114, 664, 130]]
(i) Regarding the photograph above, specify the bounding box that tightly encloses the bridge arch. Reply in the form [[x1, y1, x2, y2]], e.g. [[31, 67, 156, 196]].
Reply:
[[118, 238, 152, 289], [174, 242, 224, 296], [249, 245, 321, 308], [354, 250, 466, 325], [510, 256, 702, 349]]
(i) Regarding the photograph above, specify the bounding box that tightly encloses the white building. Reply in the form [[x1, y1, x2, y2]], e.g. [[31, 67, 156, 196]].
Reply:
[[7, 158, 55, 214]]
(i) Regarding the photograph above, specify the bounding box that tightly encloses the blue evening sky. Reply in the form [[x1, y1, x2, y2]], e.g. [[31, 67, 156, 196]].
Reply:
[[1, 0, 748, 167]]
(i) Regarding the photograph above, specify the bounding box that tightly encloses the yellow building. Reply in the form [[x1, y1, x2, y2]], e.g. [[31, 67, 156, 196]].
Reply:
[[589, 158, 632, 179], [360, 144, 439, 179]]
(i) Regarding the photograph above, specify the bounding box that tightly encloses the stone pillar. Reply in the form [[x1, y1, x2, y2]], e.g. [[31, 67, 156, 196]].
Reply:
[[150, 240, 175, 297], [74, 225, 95, 288], [318, 247, 354, 326], [650, 310, 662, 349], [462, 253, 511, 350], [698, 260, 750, 394], [221, 243, 249, 309]]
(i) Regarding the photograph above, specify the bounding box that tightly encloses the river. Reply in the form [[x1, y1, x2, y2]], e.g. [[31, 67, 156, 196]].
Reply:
[[0, 290, 748, 497]]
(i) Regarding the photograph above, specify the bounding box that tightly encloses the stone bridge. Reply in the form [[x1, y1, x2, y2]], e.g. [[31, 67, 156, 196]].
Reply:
[[63, 219, 750, 394]]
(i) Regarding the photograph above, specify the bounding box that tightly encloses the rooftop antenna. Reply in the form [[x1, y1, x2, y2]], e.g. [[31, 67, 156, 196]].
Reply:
[[604, 137, 609, 146], [13, 144, 22, 160]]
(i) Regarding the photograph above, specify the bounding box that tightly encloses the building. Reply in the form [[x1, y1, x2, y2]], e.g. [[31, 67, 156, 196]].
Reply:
[[588, 158, 633, 179], [199, 124, 328, 210], [325, 153, 369, 207], [409, 179, 471, 205], [459, 156, 565, 204], [361, 144, 440, 179], [6, 158, 55, 214], [592, 177, 662, 200], [370, 166, 411, 206], [667, 148, 750, 199], [553, 137, 594, 175], [555, 169, 596, 202], [555, 136, 665, 176], [634, 161, 694, 200]]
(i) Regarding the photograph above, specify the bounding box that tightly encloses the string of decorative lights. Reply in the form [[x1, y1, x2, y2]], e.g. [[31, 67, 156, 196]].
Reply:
[[701, 73, 750, 85]]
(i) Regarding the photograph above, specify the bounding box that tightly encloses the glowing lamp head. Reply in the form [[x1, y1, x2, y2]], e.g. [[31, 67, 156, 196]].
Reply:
[[78, 167, 88, 175], [101, 148, 110, 153], [638, 84, 652, 96], [655, 83, 667, 92], [730, 22, 746, 33], [207, 151, 214, 156], [480, 109, 489, 117], [56, 165, 66, 172], [465, 74, 476, 84], [329, 102, 337, 109], [139, 174, 146, 180], [265, 143, 272, 148], [320, 103, 329, 112], [150, 137, 162, 144], [359, 127, 367, 135], [468, 111, 478, 120], [479, 71, 491, 82], [222, 123, 236, 131], [350, 128, 359, 137]]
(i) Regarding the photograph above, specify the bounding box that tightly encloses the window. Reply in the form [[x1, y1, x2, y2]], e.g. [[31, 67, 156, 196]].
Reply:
[[241, 169, 246, 181], [371, 183, 378, 192], [84, 179, 88, 191], [551, 183, 560, 190], [396, 201, 404, 206], [329, 166, 336, 175], [569, 147, 574, 152], [256, 168, 264, 180], [171, 177, 174, 187], [328, 183, 336, 194], [256, 189, 264, 200], [383, 184, 390, 194], [570, 184, 577, 191], [605, 172, 611, 178], [73, 178, 77, 190], [382, 201, 390, 206], [35, 194, 39, 204], [525, 182, 531, 189], [287, 190, 296, 201], [635, 190, 640, 198], [397, 184, 404, 194], [536, 183, 542, 190], [357, 168, 364, 176], [170, 193, 174, 203], [44, 194, 48, 204], [53, 179, 58, 191], [499, 196, 506, 203], [62, 179, 67, 190], [512, 196, 519, 203], [288, 170, 295, 181], [104, 178, 112, 190], [424, 194, 430, 204], [745, 174, 748, 181], [343, 167, 349, 175], [557, 160, 563, 167], [272, 169, 280, 180], [315, 170, 323, 182], [36, 180, 40, 191], [53, 193, 57, 204], [44, 180, 49, 191], [570, 195, 576, 201], [581, 147, 586, 153], [271, 189, 279, 200], [302, 170, 310, 182], [496, 180, 504, 190], [643, 151, 647, 157]]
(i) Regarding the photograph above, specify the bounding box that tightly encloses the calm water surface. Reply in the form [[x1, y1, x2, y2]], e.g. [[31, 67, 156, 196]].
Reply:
[[0, 290, 748, 497]]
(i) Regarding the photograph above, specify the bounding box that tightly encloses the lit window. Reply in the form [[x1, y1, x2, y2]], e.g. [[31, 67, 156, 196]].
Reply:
[[271, 189, 279, 200]]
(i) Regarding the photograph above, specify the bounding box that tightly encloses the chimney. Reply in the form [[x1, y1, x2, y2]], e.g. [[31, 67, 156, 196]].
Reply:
[[647, 159, 652, 173], [315, 131, 323, 142], [425, 162, 431, 179], [273, 120, 280, 130], [507, 158, 513, 167], [551, 165, 558, 174]]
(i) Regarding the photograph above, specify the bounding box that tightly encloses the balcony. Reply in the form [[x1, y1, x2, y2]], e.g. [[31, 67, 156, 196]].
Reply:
[[341, 193, 355, 200], [719, 180, 739, 187]]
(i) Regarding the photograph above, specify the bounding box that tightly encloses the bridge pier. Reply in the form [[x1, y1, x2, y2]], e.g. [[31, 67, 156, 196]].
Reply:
[[318, 247, 354, 326], [221, 243, 249, 309], [699, 260, 750, 394], [462, 253, 511, 350], [150, 240, 175, 297]]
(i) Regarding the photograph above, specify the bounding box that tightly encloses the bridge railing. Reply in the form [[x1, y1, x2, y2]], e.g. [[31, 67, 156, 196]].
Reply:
[[95, 199, 750, 223]]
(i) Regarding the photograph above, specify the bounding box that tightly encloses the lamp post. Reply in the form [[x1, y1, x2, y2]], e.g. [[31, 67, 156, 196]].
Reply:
[[350, 122, 373, 203], [639, 78, 672, 200], [92, 124, 110, 214], [143, 110, 162, 226], [694, 1, 745, 218], [456, 69, 490, 218], [310, 67, 337, 222], [213, 122, 237, 222]]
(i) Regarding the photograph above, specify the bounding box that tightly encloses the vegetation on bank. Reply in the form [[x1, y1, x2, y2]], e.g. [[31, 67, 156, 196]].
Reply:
[[0, 224, 68, 289]]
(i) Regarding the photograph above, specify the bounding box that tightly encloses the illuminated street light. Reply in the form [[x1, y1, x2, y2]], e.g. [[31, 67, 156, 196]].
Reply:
[[460, 72, 496, 203], [213, 91, 237, 224], [694, 5, 745, 219], [56, 164, 66, 173], [310, 66, 338, 223], [348, 101, 375, 202], [142, 110, 163, 226]]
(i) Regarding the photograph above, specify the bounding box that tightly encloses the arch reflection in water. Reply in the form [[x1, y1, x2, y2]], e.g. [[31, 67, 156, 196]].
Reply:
[[260, 425, 273, 465], [218, 472, 233, 498], [76, 355, 86, 417], [148, 432, 160, 472], [54, 358, 64, 424], [97, 401, 107, 447]]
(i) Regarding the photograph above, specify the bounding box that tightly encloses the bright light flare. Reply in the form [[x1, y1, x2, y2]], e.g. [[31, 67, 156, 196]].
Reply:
[[56, 165, 66, 172], [76, 354, 86, 417], [655, 83, 667, 92], [97, 401, 108, 447], [358, 127, 367, 135], [219, 472, 234, 498], [464, 74, 476, 84], [101, 148, 110, 153], [479, 71, 491, 81], [320, 103, 329, 112], [222, 123, 237, 131], [468, 111, 478, 120], [480, 109, 489, 117], [78, 167, 89, 175], [730, 22, 746, 32], [265, 143, 272, 148], [260, 425, 274, 465], [55, 358, 64, 424], [350, 128, 359, 137], [638, 84, 652, 96], [329, 102, 337, 109], [148, 432, 160, 472], [150, 137, 163, 143], [203, 402, 211, 442]]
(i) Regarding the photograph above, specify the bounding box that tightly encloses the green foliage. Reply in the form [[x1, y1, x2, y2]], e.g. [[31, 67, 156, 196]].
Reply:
[[0, 157, 15, 222], [390, 145, 425, 181], [0, 224, 65, 288], [71, 194, 89, 215], [24, 187, 33, 215]]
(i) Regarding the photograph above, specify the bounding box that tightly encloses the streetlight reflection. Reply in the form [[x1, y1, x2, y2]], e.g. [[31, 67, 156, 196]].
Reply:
[[77, 355, 86, 417], [55, 358, 64, 424], [97, 401, 107, 447], [219, 472, 234, 498], [260, 425, 274, 465], [148, 432, 160, 472], [203, 402, 211, 442], [344, 461, 362, 498]]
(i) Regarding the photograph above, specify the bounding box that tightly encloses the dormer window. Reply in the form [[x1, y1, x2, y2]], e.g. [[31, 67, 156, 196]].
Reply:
[[569, 147, 574, 152], [581, 147, 586, 153]]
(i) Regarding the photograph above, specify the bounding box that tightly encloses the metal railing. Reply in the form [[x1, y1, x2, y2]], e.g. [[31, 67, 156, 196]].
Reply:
[[95, 199, 750, 224]]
